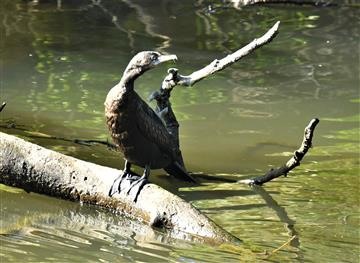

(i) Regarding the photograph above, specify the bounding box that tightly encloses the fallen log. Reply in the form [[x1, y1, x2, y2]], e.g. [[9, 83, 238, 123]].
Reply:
[[0, 132, 239, 245]]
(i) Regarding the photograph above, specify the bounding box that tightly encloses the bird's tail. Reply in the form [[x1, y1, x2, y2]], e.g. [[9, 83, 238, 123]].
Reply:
[[164, 162, 197, 183]]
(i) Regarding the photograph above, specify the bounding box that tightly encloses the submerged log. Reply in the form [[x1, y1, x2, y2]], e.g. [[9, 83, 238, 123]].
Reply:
[[0, 132, 239, 244]]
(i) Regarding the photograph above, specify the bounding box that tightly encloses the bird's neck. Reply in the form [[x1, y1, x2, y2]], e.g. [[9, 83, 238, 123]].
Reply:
[[105, 67, 142, 109], [120, 65, 143, 88]]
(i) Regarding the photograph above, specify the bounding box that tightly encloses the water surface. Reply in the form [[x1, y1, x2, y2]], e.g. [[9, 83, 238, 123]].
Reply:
[[1, 0, 359, 262]]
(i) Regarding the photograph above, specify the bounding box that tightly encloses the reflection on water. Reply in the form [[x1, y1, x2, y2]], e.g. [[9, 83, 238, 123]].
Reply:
[[1, 0, 359, 262]]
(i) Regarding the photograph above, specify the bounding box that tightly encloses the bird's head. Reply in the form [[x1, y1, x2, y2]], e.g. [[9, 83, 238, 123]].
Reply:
[[124, 51, 177, 78]]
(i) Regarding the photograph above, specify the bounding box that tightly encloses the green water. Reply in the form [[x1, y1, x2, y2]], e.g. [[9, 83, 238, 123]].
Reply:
[[1, 0, 359, 262]]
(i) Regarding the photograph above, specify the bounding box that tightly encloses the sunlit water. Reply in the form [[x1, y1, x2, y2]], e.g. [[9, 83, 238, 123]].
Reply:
[[1, 0, 359, 262]]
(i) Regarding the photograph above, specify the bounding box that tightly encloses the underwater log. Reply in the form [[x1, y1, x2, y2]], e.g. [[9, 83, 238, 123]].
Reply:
[[0, 132, 239, 245]]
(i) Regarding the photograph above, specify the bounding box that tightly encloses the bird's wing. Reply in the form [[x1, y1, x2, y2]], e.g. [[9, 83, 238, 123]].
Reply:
[[135, 96, 177, 157]]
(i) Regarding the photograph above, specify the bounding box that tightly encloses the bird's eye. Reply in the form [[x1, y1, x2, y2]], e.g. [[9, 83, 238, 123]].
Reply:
[[150, 54, 157, 61]]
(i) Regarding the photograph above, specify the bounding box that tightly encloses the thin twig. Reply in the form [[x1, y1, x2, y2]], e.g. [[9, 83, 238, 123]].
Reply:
[[239, 118, 320, 185], [266, 235, 297, 258]]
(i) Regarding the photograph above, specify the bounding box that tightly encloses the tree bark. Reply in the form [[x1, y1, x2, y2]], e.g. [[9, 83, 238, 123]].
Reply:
[[0, 132, 239, 245]]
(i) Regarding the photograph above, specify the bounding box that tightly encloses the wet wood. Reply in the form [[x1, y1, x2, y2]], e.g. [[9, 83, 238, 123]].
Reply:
[[0, 132, 239, 245]]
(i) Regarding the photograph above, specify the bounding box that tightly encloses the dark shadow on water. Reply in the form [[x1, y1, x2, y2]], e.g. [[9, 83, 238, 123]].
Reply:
[[251, 185, 303, 260]]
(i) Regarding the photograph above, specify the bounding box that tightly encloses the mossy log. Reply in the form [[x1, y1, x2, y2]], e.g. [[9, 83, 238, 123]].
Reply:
[[0, 132, 239, 245]]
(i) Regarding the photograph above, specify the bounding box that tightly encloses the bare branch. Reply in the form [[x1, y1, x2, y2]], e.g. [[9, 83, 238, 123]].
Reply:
[[239, 118, 320, 185], [161, 21, 280, 89]]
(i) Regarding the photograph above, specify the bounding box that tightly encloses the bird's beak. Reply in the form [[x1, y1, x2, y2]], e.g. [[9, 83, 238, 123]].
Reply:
[[154, 54, 178, 65]]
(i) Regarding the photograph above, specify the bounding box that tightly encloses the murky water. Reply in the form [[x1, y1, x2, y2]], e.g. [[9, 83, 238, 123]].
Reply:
[[1, 0, 359, 262]]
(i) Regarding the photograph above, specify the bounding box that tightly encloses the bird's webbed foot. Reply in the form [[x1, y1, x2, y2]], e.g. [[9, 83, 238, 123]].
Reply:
[[108, 160, 135, 197], [108, 161, 149, 203], [126, 168, 149, 202]]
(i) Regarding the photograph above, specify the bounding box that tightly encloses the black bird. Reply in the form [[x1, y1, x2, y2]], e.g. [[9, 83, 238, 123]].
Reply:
[[105, 51, 195, 200]]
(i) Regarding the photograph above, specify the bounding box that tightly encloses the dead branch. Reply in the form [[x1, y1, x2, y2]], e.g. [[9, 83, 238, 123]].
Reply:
[[239, 118, 320, 185], [160, 21, 280, 90]]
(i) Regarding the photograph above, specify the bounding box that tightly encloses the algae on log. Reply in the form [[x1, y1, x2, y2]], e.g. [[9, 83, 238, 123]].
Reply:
[[0, 132, 239, 244]]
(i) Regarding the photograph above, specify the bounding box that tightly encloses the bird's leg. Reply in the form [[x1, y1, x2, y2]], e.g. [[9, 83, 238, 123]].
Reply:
[[124, 159, 131, 173], [108, 160, 133, 197], [126, 165, 150, 202]]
